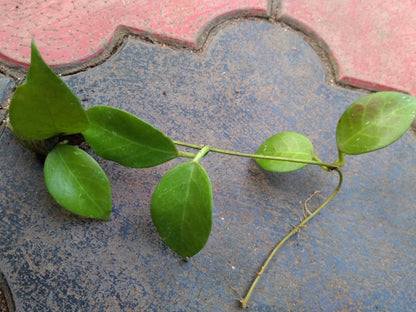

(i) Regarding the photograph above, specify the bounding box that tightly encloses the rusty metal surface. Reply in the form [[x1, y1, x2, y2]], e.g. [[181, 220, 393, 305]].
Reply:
[[0, 20, 415, 311]]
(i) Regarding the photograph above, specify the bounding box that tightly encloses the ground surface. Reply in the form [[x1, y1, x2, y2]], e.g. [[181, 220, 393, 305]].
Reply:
[[0, 0, 415, 95], [0, 1, 415, 312], [0, 290, 7, 312]]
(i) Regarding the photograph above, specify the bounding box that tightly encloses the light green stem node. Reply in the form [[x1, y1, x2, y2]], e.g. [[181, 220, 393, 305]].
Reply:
[[333, 150, 346, 167], [192, 145, 210, 163], [240, 168, 344, 308], [313, 155, 330, 172]]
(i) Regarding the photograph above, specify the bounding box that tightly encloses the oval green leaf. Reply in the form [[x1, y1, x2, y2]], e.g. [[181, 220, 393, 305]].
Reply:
[[151, 162, 213, 259], [44, 145, 112, 220], [336, 92, 416, 155], [9, 41, 88, 140], [83, 106, 178, 168], [255, 132, 314, 173]]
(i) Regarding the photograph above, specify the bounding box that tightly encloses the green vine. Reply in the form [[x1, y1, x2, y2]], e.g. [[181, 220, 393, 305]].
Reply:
[[4, 41, 416, 308], [174, 140, 340, 170], [240, 168, 343, 308]]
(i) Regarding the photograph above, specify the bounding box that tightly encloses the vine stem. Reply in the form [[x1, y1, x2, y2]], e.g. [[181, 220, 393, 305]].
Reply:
[[174, 141, 339, 170], [177, 151, 196, 159], [192, 145, 210, 163], [239, 168, 344, 308]]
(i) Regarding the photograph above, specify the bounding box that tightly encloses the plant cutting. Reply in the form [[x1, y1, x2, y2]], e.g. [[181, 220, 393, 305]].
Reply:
[[4, 42, 416, 308]]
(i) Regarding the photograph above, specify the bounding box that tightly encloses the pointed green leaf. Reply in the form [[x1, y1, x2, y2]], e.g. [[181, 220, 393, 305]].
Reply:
[[336, 92, 416, 155], [8, 42, 88, 140], [82, 106, 178, 168], [255, 132, 314, 173], [44, 145, 112, 220], [151, 162, 212, 259]]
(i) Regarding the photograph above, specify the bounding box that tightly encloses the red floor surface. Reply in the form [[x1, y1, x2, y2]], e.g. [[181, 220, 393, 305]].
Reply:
[[0, 0, 269, 65], [0, 0, 415, 95], [280, 0, 416, 95]]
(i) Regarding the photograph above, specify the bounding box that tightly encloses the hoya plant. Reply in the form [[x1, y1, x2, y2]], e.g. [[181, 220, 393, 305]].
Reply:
[[5, 42, 416, 307]]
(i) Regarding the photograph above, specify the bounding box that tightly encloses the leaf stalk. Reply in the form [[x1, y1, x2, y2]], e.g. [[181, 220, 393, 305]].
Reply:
[[192, 145, 210, 163]]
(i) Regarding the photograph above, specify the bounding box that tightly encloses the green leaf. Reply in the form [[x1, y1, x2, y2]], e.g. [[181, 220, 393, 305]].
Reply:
[[44, 145, 112, 220], [255, 132, 314, 173], [151, 162, 213, 259], [336, 92, 416, 155], [8, 41, 88, 140], [82, 106, 178, 168]]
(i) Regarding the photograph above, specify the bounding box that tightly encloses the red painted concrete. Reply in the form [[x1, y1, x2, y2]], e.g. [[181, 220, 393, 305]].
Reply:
[[0, 0, 269, 66], [0, 1, 415, 96], [280, 0, 416, 96]]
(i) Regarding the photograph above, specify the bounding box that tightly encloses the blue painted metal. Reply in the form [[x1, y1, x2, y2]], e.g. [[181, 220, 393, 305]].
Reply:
[[0, 20, 415, 311]]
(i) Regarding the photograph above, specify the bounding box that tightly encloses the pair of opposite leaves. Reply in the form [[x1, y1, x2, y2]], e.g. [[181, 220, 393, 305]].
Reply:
[[8, 42, 416, 258]]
